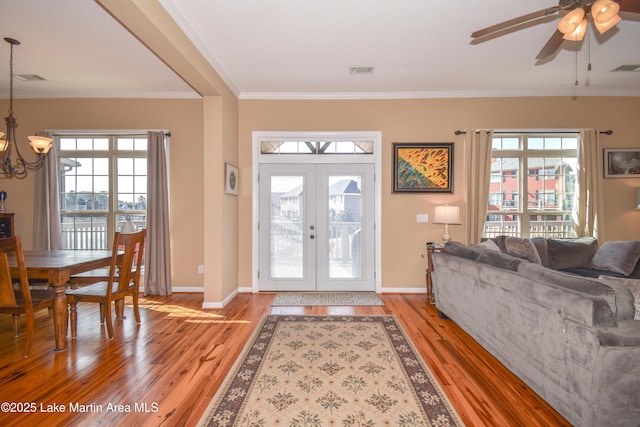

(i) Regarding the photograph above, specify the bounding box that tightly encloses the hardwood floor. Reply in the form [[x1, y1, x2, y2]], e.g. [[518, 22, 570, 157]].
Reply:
[[0, 293, 570, 426]]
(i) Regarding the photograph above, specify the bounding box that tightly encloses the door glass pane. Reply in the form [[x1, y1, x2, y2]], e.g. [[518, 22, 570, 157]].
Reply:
[[327, 175, 363, 279], [270, 176, 304, 278]]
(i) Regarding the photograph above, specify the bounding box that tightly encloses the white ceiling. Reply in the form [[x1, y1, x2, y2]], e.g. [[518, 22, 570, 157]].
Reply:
[[1, 0, 639, 100]]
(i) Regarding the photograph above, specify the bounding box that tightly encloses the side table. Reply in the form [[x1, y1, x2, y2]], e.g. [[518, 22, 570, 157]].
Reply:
[[426, 242, 443, 304]]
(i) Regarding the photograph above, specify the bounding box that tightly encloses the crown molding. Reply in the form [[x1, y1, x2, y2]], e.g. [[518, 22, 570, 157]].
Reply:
[[239, 88, 640, 100]]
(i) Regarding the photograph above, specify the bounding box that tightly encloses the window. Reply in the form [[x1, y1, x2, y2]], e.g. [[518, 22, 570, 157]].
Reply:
[[58, 134, 147, 249], [485, 133, 578, 238], [260, 140, 374, 155]]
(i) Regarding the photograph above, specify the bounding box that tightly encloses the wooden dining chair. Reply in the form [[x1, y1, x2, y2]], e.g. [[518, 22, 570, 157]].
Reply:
[[66, 229, 146, 339], [0, 236, 54, 357]]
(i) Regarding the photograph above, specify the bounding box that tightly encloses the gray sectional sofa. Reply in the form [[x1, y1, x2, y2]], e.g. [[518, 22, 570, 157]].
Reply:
[[432, 237, 640, 427]]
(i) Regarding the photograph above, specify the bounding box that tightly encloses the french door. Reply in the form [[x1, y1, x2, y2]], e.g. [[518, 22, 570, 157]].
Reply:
[[259, 163, 375, 291]]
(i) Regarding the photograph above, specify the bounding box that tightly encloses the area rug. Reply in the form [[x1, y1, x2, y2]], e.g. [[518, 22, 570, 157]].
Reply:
[[271, 291, 384, 306], [198, 315, 464, 426]]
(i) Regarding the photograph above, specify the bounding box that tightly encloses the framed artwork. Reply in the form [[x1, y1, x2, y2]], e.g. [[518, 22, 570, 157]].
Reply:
[[393, 143, 454, 193], [604, 148, 640, 178], [225, 163, 239, 195]]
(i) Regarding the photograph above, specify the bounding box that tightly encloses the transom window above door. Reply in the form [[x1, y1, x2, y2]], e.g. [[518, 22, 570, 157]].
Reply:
[[260, 140, 374, 155]]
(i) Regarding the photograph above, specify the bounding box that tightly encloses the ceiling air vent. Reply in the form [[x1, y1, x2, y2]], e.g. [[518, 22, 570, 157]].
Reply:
[[14, 74, 47, 81], [349, 66, 375, 75], [612, 65, 640, 72]]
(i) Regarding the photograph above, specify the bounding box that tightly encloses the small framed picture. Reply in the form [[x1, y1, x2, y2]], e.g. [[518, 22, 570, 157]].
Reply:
[[393, 143, 454, 193], [604, 148, 640, 178], [225, 163, 239, 195]]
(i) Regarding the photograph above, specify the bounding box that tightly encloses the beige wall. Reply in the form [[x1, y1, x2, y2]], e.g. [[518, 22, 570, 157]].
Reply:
[[238, 96, 640, 290], [2, 95, 639, 297], [0, 97, 206, 289]]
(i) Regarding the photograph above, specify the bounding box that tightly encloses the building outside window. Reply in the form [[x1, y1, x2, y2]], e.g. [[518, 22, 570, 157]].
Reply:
[[57, 134, 147, 250], [485, 133, 578, 238]]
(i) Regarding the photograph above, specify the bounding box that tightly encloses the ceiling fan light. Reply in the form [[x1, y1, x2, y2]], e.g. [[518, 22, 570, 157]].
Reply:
[[594, 12, 621, 33], [562, 18, 588, 40], [558, 8, 586, 35], [592, 0, 620, 23]]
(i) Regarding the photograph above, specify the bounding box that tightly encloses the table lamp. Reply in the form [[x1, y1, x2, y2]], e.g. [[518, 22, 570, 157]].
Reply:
[[433, 204, 461, 243]]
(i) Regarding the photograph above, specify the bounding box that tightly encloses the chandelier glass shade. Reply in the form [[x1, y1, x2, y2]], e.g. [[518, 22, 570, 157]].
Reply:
[[1, 37, 52, 178]]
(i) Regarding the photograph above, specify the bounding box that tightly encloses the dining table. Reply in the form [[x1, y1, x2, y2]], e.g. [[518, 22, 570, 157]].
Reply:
[[10, 249, 115, 352]]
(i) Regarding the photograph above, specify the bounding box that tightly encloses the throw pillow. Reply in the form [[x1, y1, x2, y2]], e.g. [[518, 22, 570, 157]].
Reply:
[[590, 240, 640, 277], [476, 250, 522, 271], [547, 237, 598, 270], [530, 237, 550, 267], [504, 236, 542, 264], [442, 241, 478, 260], [599, 276, 640, 321], [479, 239, 501, 252]]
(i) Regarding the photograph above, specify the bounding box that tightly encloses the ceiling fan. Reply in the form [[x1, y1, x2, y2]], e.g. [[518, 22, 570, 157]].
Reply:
[[471, 0, 640, 59]]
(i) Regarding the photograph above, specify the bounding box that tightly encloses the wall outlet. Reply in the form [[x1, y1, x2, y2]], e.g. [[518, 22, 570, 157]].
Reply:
[[197, 265, 204, 274], [416, 214, 429, 223]]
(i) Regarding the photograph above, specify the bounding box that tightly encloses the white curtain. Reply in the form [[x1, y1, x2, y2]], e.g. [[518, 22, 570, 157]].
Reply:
[[144, 131, 172, 295], [33, 131, 62, 250], [461, 129, 494, 244], [573, 129, 605, 239]]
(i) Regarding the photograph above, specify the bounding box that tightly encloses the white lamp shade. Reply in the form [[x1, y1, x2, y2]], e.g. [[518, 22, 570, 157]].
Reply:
[[433, 205, 461, 224]]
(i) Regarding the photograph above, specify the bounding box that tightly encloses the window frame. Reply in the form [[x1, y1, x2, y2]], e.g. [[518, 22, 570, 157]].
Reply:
[[486, 132, 578, 238], [57, 133, 147, 250]]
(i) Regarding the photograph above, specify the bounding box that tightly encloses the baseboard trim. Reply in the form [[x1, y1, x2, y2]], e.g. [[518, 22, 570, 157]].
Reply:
[[202, 288, 239, 309], [381, 287, 427, 294]]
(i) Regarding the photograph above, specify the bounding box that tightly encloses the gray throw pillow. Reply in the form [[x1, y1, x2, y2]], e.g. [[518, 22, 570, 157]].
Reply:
[[443, 241, 479, 260], [505, 236, 542, 264], [476, 250, 522, 271], [590, 240, 640, 277], [547, 237, 598, 270]]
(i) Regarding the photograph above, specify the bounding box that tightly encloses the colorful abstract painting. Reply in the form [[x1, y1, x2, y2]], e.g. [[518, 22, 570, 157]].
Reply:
[[393, 143, 454, 192]]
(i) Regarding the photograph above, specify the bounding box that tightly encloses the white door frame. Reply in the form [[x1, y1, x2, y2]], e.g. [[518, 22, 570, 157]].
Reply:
[[252, 131, 382, 293]]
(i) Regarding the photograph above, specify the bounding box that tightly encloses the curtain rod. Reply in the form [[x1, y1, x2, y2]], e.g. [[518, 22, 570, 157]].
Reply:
[[454, 130, 613, 135]]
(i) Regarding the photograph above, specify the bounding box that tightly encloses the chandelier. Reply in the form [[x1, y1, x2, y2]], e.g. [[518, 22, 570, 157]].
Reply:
[[0, 37, 52, 178]]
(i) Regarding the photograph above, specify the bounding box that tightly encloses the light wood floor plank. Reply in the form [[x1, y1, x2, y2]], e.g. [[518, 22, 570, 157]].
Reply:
[[0, 292, 569, 426]]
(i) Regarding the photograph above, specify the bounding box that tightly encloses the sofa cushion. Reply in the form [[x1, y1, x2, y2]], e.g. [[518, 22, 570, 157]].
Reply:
[[598, 276, 640, 321], [590, 240, 640, 277], [476, 250, 522, 271], [561, 268, 626, 279], [491, 235, 508, 253], [547, 237, 598, 270], [530, 237, 550, 267], [518, 263, 618, 318], [442, 241, 480, 259], [505, 236, 542, 264], [597, 320, 640, 347]]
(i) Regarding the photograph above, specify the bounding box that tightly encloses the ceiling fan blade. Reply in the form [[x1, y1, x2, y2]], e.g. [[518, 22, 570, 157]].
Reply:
[[618, 0, 640, 14], [471, 7, 560, 38], [536, 30, 565, 59]]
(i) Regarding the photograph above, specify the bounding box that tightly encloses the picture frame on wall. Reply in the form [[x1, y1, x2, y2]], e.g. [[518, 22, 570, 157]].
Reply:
[[393, 143, 454, 193], [225, 163, 239, 195], [604, 148, 640, 178]]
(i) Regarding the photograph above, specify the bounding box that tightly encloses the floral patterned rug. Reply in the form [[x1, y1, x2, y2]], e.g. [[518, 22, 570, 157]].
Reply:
[[198, 315, 464, 426]]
